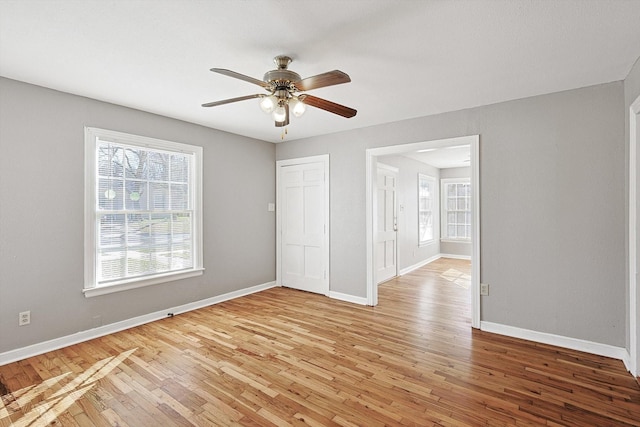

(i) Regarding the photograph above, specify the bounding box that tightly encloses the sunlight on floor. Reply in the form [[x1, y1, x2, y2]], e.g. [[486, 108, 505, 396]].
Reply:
[[440, 268, 471, 289], [0, 348, 137, 426]]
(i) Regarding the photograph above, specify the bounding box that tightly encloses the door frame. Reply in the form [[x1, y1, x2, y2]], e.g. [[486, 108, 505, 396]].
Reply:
[[276, 154, 330, 295], [629, 95, 640, 376], [365, 135, 480, 329], [375, 162, 400, 284]]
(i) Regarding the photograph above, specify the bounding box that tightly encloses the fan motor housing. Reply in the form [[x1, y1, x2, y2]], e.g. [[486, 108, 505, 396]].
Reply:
[[263, 69, 301, 88]]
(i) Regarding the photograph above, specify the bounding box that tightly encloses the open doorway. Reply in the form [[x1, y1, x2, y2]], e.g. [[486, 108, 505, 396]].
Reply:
[[366, 135, 480, 328]]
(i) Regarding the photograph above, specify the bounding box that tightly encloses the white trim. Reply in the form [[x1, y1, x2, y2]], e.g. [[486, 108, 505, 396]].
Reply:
[[366, 150, 375, 305], [276, 155, 330, 296], [366, 135, 481, 328], [399, 253, 471, 276], [623, 350, 632, 374], [440, 253, 472, 261], [329, 291, 368, 306], [366, 136, 476, 156], [399, 254, 442, 276], [629, 95, 640, 376], [481, 321, 628, 362], [440, 239, 472, 244], [440, 177, 471, 241], [83, 268, 205, 297], [470, 137, 481, 329], [84, 127, 204, 292], [0, 281, 276, 366]]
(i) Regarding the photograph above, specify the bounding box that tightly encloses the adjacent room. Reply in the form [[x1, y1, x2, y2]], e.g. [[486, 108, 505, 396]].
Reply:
[[1, 1, 640, 425]]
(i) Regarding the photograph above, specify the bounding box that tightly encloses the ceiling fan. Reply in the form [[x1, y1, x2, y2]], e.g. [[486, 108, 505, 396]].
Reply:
[[202, 55, 357, 127]]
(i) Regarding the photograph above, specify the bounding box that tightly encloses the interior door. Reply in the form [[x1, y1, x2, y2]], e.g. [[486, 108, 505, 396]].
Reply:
[[376, 163, 398, 284], [279, 158, 328, 295]]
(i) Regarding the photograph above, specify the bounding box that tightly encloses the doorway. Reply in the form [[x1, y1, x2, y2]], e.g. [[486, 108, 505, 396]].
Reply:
[[276, 155, 329, 296], [366, 135, 480, 328]]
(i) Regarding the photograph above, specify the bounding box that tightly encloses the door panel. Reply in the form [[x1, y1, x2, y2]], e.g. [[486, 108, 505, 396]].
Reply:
[[376, 164, 398, 284], [280, 160, 328, 294]]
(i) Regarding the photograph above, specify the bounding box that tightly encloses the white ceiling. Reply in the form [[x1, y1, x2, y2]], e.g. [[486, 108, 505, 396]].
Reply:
[[1, 1, 639, 144], [404, 145, 471, 169]]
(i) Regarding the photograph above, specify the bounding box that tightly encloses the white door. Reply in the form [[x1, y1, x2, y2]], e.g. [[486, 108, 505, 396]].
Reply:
[[277, 157, 329, 295], [376, 163, 398, 284]]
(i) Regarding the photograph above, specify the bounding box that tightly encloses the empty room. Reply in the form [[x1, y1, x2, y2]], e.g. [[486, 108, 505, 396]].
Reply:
[[1, 1, 640, 425]]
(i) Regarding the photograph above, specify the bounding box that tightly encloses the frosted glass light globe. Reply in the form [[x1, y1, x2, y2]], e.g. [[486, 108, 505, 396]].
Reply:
[[259, 95, 277, 113], [272, 105, 287, 122], [290, 97, 306, 117]]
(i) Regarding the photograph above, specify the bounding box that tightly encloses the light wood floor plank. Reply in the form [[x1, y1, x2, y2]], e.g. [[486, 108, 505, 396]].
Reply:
[[1, 258, 639, 426]]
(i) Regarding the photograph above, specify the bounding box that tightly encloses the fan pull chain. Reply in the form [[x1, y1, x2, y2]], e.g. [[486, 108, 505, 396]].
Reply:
[[281, 127, 288, 140]]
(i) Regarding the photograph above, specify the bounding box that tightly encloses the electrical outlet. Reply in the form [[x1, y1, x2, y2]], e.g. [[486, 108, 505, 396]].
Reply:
[[480, 283, 489, 296], [19, 311, 30, 326]]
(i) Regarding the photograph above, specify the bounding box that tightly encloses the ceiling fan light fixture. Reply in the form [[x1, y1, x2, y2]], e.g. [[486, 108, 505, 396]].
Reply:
[[259, 95, 277, 113], [272, 105, 287, 122], [290, 97, 306, 117], [203, 55, 357, 129]]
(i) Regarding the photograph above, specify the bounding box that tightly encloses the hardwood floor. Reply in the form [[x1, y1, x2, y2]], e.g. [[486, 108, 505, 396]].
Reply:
[[1, 258, 639, 426]]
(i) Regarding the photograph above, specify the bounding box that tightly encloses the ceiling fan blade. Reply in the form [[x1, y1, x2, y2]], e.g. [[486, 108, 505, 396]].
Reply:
[[298, 94, 357, 118], [210, 68, 271, 89], [294, 70, 351, 91], [201, 94, 262, 107], [275, 103, 290, 127]]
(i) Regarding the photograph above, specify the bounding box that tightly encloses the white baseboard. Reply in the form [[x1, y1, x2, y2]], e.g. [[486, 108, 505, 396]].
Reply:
[[329, 291, 368, 306], [398, 253, 471, 276], [439, 253, 471, 260], [480, 321, 628, 362], [399, 254, 442, 276], [622, 350, 633, 375], [0, 281, 276, 366]]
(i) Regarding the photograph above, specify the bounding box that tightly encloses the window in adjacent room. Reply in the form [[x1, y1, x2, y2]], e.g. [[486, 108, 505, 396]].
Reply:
[[84, 127, 203, 297], [418, 174, 435, 245], [441, 178, 471, 241]]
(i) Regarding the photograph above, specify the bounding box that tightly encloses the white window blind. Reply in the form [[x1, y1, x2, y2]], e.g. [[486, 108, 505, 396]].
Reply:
[[85, 128, 203, 296]]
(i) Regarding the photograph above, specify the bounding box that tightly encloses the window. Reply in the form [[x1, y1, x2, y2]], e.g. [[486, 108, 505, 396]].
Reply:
[[418, 174, 435, 244], [441, 178, 471, 241], [84, 127, 203, 297]]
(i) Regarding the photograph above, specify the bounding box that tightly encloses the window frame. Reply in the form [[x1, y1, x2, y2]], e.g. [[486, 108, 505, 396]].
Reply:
[[84, 127, 204, 297], [418, 173, 435, 246], [440, 178, 471, 242]]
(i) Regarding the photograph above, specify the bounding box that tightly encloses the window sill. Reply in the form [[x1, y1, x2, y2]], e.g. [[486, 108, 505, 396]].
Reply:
[[83, 268, 205, 298], [440, 238, 471, 244], [419, 240, 435, 247]]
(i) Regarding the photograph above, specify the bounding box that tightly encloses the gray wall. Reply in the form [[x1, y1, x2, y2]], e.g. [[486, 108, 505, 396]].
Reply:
[[376, 155, 440, 270], [276, 82, 625, 347], [625, 57, 640, 358], [0, 77, 276, 354], [440, 167, 472, 257]]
